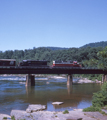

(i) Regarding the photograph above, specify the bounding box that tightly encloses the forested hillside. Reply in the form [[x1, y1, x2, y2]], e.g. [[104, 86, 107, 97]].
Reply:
[[81, 41, 107, 48]]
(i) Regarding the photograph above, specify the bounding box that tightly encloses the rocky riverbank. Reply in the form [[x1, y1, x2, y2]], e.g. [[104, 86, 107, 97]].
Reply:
[[0, 74, 102, 83], [73, 78, 102, 84], [1, 108, 107, 120]]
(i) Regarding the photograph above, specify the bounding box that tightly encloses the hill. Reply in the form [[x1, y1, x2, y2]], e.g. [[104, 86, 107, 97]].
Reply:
[[80, 41, 107, 48], [44, 47, 68, 51]]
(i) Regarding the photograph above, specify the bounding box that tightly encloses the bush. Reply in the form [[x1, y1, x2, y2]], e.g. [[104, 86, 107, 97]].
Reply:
[[101, 82, 107, 91], [3, 117, 7, 119], [11, 116, 15, 120], [63, 110, 69, 114], [83, 106, 101, 112], [92, 82, 107, 107], [83, 82, 107, 112]]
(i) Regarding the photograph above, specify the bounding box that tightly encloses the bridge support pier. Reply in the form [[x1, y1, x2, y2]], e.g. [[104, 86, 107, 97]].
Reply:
[[26, 74, 35, 86], [67, 74, 72, 86], [102, 74, 107, 83]]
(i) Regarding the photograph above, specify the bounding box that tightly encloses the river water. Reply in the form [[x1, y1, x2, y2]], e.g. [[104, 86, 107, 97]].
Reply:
[[0, 76, 101, 115]]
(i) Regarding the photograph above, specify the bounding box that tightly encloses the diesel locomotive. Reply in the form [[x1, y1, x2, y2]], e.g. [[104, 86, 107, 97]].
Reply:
[[18, 60, 49, 66]]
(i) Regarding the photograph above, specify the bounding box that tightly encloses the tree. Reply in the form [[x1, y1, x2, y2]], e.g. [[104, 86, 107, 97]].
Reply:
[[97, 47, 107, 69]]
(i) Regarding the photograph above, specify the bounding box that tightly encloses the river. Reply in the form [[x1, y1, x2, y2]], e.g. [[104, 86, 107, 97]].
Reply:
[[0, 75, 101, 115]]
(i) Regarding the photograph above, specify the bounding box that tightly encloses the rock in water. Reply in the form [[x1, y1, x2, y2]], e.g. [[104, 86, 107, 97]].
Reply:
[[52, 102, 64, 105]]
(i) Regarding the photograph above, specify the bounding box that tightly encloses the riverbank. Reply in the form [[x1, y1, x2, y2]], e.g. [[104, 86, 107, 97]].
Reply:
[[1, 109, 107, 120], [73, 78, 102, 84]]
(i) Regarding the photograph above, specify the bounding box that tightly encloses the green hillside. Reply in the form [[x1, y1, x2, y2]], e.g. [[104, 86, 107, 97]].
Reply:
[[81, 41, 107, 48]]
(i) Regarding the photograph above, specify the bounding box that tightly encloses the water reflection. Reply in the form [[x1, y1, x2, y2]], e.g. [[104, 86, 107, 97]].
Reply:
[[0, 76, 101, 115], [67, 85, 72, 95]]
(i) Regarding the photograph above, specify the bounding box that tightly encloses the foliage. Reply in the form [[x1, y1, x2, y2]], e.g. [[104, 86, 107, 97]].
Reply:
[[63, 110, 69, 114], [0, 46, 103, 65], [92, 91, 107, 107], [92, 82, 107, 107], [81, 41, 107, 48], [101, 82, 107, 91], [83, 106, 101, 112], [11, 116, 15, 120], [97, 47, 107, 69], [83, 82, 107, 112], [74, 74, 102, 81], [3, 117, 7, 119]]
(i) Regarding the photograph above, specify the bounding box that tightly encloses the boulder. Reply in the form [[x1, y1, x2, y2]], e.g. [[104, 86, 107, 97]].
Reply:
[[11, 110, 28, 120], [0, 114, 11, 120], [26, 104, 46, 113], [73, 109, 83, 111]]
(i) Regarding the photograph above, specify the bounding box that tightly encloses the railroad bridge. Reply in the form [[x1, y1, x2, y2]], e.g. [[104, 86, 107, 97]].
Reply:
[[0, 66, 107, 86]]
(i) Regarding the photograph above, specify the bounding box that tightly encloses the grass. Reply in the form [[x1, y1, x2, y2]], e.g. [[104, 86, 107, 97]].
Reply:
[[83, 106, 107, 116], [100, 111, 107, 115], [83, 106, 101, 112]]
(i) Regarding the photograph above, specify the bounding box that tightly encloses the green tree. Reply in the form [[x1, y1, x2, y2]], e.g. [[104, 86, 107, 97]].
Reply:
[[97, 47, 107, 69]]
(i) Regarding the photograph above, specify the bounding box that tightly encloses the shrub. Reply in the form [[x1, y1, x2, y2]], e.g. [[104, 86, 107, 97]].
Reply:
[[101, 82, 107, 91], [63, 110, 69, 114], [92, 82, 107, 107], [83, 82, 107, 113], [11, 116, 15, 120], [3, 117, 7, 119]]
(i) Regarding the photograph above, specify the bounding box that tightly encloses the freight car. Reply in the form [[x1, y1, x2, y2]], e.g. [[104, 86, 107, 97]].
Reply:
[[52, 60, 81, 67], [18, 60, 49, 67], [0, 59, 16, 66]]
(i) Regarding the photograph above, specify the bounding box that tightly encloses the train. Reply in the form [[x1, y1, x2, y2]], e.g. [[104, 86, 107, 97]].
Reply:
[[0, 59, 81, 68]]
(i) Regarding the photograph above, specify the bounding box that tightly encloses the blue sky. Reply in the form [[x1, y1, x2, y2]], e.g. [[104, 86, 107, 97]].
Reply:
[[0, 0, 107, 51]]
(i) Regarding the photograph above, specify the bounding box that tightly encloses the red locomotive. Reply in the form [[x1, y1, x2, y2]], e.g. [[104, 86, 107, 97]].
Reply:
[[52, 60, 81, 67]]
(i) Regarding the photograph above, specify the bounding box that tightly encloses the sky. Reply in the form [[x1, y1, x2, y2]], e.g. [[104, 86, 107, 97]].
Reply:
[[0, 0, 107, 51]]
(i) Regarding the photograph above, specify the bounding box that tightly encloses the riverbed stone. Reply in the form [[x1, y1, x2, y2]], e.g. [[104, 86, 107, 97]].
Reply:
[[26, 104, 46, 113], [73, 109, 83, 111], [52, 102, 64, 105], [0, 114, 11, 120]]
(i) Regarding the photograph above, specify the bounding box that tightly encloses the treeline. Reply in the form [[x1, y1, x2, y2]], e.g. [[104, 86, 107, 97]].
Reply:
[[81, 41, 107, 48]]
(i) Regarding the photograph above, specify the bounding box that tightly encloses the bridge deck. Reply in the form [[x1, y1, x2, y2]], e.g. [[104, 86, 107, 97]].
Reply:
[[0, 66, 106, 74]]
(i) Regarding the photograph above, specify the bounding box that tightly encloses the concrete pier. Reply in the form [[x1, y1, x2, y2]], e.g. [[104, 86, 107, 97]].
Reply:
[[26, 74, 35, 86], [102, 74, 107, 83], [67, 74, 72, 86]]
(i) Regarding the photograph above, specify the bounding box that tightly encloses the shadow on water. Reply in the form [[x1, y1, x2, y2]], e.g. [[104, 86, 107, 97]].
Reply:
[[0, 76, 101, 115]]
